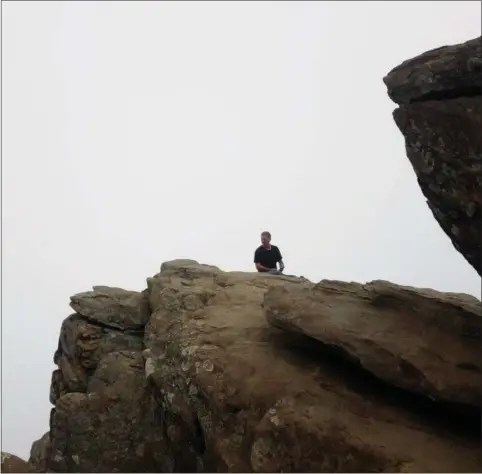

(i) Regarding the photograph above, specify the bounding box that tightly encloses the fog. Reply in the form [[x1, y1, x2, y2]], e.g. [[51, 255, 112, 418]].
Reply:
[[2, 1, 480, 458]]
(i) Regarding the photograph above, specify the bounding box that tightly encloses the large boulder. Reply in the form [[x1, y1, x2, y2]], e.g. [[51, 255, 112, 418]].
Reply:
[[384, 36, 482, 276], [144, 261, 480, 472], [264, 279, 481, 409]]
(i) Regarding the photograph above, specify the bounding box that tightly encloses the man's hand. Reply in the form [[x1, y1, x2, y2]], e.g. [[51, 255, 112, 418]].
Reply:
[[279, 261, 285, 272], [255, 263, 270, 272]]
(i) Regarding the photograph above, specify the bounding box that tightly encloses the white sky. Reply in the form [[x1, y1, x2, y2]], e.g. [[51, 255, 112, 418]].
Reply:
[[2, 0, 481, 459]]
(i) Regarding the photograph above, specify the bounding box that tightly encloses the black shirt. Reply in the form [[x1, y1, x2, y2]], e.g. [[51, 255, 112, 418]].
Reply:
[[254, 245, 283, 271]]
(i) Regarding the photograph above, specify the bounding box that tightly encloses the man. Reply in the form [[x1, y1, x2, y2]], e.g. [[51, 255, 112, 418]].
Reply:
[[254, 231, 285, 274]]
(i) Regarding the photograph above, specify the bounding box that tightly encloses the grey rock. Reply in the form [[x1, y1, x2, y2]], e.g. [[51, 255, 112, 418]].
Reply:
[[48, 351, 167, 473], [383, 36, 481, 105], [29, 432, 50, 473], [384, 36, 482, 276], [70, 286, 150, 330], [51, 313, 144, 402]]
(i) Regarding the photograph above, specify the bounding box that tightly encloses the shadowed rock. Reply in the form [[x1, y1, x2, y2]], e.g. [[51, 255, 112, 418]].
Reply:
[[29, 432, 50, 473], [49, 351, 167, 473], [384, 36, 482, 276], [32, 285, 155, 472], [51, 313, 144, 401], [265, 279, 481, 409], [383, 37, 481, 104]]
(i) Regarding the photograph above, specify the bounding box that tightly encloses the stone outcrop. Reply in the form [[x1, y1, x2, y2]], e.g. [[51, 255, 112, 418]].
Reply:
[[145, 262, 480, 473], [33, 286, 165, 473], [29, 433, 50, 473], [29, 261, 481, 473], [1, 452, 33, 473], [24, 37, 482, 474], [48, 351, 166, 472], [383, 36, 482, 276]]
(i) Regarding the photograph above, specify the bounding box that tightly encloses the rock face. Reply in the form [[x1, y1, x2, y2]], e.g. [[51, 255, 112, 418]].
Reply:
[[1, 452, 33, 473], [48, 351, 166, 472], [145, 263, 480, 473], [29, 433, 50, 473], [265, 279, 481, 408], [35, 285, 165, 473], [30, 260, 481, 473], [384, 36, 482, 276]]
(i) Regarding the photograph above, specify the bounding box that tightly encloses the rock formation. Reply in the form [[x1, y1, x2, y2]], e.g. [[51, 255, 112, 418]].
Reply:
[[29, 433, 50, 473], [45, 287, 166, 472], [1, 452, 33, 473], [24, 38, 482, 473], [265, 279, 481, 409], [28, 260, 480, 473], [384, 36, 482, 276]]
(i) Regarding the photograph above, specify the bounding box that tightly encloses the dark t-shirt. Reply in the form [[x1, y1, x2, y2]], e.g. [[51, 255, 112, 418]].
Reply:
[[254, 245, 283, 271]]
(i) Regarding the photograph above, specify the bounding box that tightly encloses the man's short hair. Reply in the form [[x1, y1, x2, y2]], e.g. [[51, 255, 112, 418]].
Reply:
[[261, 231, 271, 239]]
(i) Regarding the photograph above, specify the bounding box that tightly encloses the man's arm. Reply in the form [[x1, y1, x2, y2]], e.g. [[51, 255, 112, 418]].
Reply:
[[255, 263, 270, 272], [277, 247, 285, 271]]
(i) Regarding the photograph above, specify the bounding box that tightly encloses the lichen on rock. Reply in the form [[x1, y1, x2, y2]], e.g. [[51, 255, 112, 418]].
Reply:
[[384, 36, 482, 276]]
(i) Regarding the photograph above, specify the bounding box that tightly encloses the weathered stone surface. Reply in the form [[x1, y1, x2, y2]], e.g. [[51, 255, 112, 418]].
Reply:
[[384, 36, 482, 276], [160, 259, 213, 272], [394, 96, 481, 275], [70, 286, 150, 330], [383, 37, 481, 104], [1, 452, 33, 473], [36, 281, 153, 473], [49, 351, 167, 473], [51, 313, 144, 402], [144, 261, 480, 473], [29, 432, 50, 473], [265, 279, 481, 409]]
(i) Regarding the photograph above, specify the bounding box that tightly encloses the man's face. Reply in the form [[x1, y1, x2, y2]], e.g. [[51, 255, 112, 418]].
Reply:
[[261, 233, 270, 246]]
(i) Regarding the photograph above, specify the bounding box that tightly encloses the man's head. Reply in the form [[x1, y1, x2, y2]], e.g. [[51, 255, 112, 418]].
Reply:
[[261, 231, 271, 247]]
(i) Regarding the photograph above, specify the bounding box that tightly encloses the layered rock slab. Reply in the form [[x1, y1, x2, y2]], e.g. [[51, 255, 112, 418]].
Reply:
[[265, 279, 481, 409], [70, 286, 150, 330], [145, 261, 481, 473], [40, 286, 159, 472], [383, 36, 481, 104], [384, 36, 482, 276]]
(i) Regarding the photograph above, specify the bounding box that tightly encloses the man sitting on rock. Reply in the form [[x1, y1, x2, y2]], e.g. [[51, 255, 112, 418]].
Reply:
[[254, 231, 285, 275]]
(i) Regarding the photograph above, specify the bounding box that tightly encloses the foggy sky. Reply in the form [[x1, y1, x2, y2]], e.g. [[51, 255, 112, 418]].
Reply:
[[2, 1, 481, 458]]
